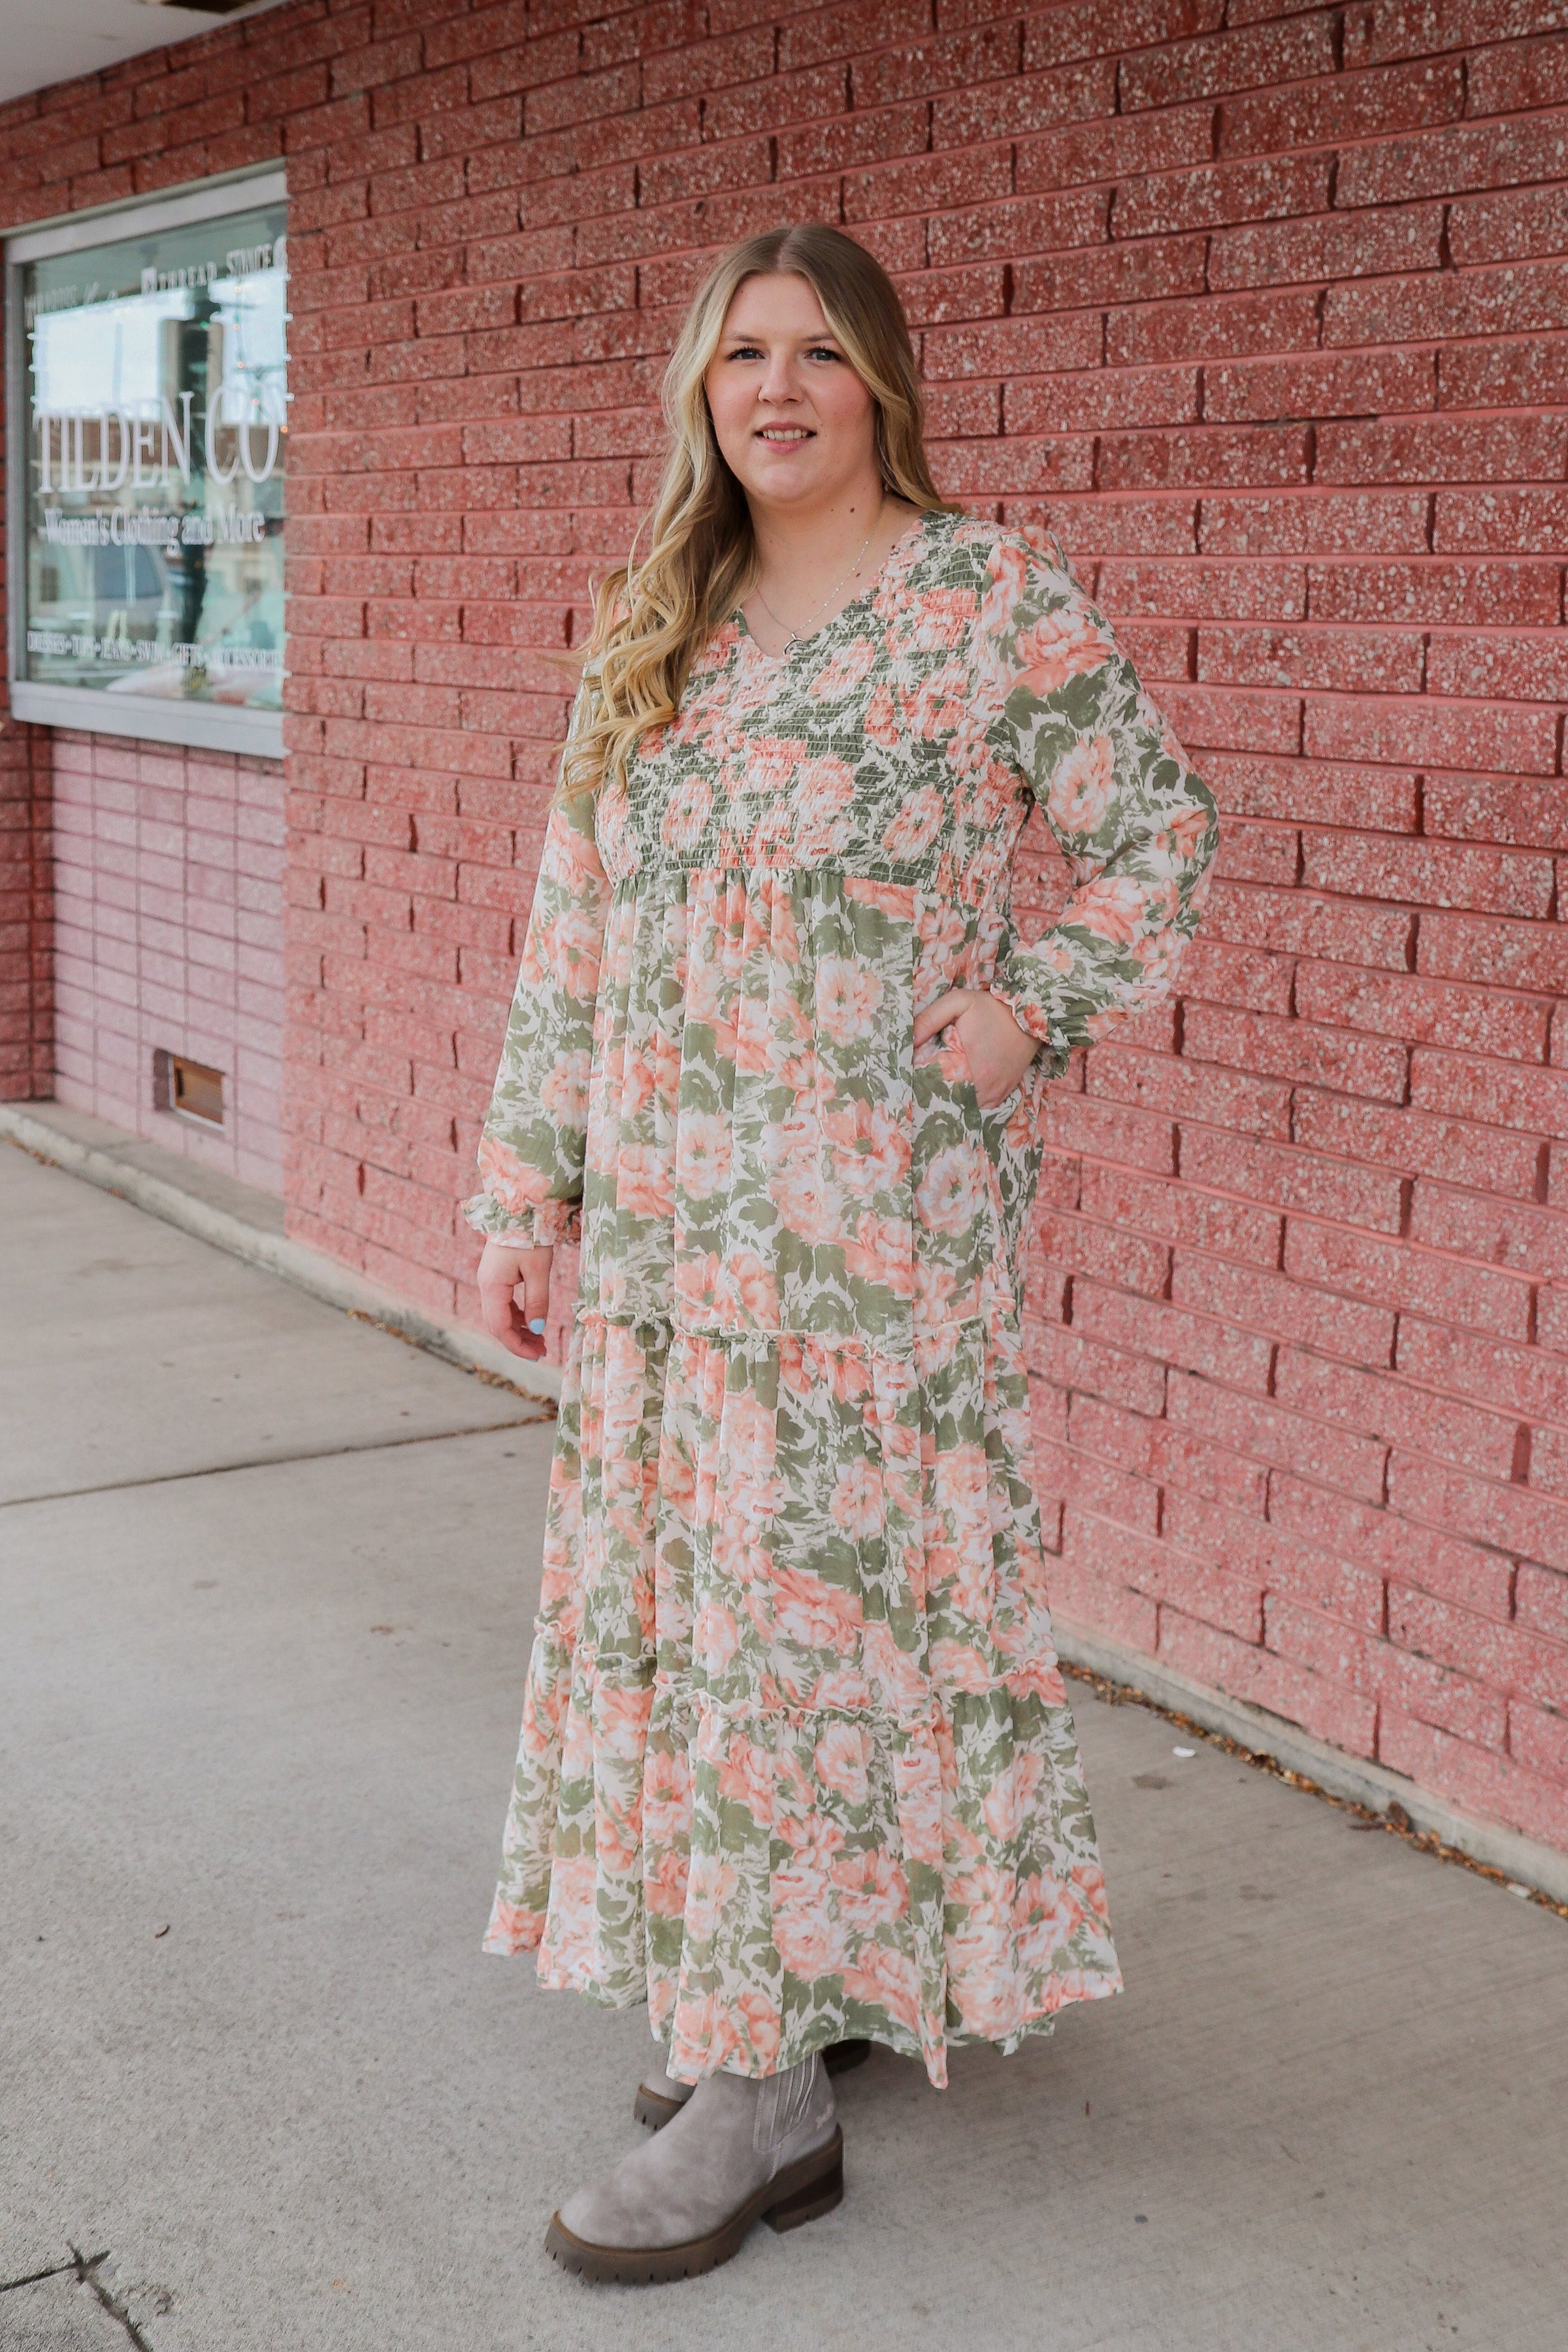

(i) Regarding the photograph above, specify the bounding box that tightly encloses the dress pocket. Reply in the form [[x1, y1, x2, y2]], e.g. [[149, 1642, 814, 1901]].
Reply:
[[909, 1022, 1012, 1323]]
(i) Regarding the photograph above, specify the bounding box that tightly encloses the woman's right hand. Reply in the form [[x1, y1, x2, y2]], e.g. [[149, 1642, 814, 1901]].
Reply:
[[477, 1238, 555, 1360]]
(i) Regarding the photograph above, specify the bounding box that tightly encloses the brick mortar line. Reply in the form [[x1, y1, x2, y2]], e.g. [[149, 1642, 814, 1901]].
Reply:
[[1051, 1270, 1561, 1360], [289, 72, 1568, 158]]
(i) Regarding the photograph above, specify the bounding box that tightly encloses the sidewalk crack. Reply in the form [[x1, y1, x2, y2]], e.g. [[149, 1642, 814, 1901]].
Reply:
[[1, 1413, 553, 1510], [0, 2250, 108, 2292], [0, 2248, 154, 2348], [71, 2246, 156, 2350]]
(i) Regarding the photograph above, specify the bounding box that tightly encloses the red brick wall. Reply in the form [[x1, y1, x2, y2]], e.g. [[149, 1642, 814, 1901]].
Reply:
[[0, 721, 51, 1102], [1, 0, 1564, 1852]]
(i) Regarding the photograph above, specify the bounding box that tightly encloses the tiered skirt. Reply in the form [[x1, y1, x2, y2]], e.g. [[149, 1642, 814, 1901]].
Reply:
[[482, 862, 1122, 2089]]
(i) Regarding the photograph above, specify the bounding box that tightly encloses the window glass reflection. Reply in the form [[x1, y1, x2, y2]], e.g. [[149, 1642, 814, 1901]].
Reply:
[[22, 199, 287, 713]]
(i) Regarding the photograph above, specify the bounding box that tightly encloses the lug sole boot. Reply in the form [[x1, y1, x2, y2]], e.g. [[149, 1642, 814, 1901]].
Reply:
[[547, 2051, 841, 2285], [634, 2037, 872, 2129], [545, 2131, 844, 2283]]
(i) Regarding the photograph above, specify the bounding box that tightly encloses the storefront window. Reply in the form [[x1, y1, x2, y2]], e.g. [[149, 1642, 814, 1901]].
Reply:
[[6, 171, 287, 753]]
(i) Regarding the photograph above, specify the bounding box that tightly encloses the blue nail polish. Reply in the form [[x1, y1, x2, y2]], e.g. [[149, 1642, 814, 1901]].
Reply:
[[528, 1316, 547, 1334]]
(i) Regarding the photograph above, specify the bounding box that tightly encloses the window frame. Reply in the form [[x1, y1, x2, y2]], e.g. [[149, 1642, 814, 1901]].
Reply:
[[5, 163, 289, 757]]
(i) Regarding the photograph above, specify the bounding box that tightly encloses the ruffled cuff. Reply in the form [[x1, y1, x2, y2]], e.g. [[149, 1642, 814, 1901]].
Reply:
[[463, 1191, 582, 1250], [986, 974, 1060, 1054], [985, 973, 1072, 1077]]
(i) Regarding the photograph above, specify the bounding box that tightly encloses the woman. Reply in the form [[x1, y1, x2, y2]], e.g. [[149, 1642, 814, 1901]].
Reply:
[[466, 223, 1217, 2285]]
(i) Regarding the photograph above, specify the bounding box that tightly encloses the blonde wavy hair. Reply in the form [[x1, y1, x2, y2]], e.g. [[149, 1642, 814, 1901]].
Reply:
[[552, 221, 955, 809]]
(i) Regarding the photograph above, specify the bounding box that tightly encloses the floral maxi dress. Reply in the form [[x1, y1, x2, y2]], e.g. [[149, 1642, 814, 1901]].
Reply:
[[466, 508, 1218, 2091]]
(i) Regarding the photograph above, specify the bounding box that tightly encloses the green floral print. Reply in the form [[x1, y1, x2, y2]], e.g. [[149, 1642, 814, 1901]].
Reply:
[[466, 508, 1218, 2090]]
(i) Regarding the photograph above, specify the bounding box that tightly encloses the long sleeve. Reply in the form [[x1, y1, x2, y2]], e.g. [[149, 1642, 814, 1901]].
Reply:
[[463, 675, 612, 1251], [978, 531, 1218, 1079]]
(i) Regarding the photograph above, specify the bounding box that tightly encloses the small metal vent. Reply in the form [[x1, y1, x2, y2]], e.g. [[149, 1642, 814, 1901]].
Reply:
[[154, 1049, 225, 1128]]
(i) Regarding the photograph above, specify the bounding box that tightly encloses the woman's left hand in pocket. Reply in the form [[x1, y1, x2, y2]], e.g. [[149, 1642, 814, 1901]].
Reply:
[[913, 987, 1040, 1110]]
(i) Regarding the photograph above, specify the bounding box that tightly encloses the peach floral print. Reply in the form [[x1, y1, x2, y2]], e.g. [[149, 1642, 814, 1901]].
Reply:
[[467, 510, 1217, 2088]]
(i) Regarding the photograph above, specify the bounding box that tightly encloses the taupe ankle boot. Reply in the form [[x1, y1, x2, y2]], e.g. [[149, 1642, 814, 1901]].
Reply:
[[635, 2035, 872, 2127], [547, 2051, 842, 2284]]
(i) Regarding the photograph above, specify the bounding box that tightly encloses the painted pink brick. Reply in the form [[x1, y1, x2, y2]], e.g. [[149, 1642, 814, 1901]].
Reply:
[[44, 740, 285, 1188]]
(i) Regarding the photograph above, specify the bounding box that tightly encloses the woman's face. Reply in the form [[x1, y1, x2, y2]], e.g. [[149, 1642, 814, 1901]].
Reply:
[[704, 270, 880, 512]]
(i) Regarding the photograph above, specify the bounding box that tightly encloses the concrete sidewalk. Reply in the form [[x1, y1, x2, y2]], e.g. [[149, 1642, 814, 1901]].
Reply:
[[3, 1141, 1565, 2352]]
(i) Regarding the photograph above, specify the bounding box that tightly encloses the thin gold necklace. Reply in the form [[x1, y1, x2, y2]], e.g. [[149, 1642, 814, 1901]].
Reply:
[[751, 500, 887, 652]]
